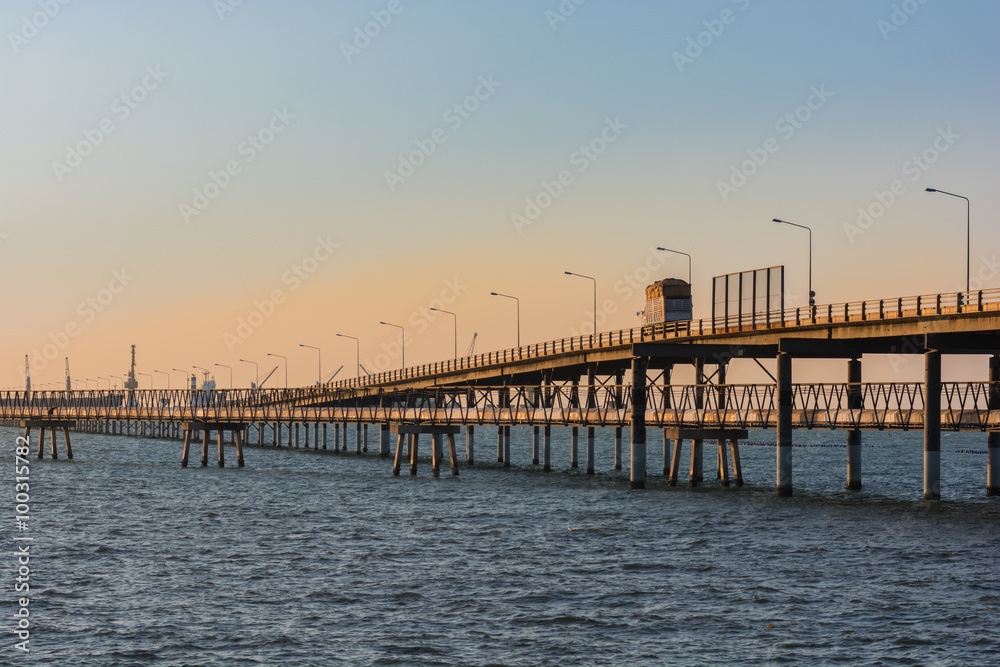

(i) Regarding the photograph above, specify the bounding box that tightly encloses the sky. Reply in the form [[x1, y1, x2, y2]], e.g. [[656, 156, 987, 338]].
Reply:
[[1, 0, 998, 389]]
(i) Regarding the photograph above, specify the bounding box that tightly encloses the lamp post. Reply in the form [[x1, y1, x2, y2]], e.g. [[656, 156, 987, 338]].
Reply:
[[138, 372, 153, 389], [429, 308, 458, 358], [153, 370, 170, 390], [214, 363, 233, 389], [97, 377, 110, 389], [925, 188, 971, 297], [655, 247, 692, 285], [266, 353, 288, 388], [490, 292, 520, 347], [172, 368, 190, 390], [772, 218, 815, 308], [238, 359, 259, 388], [299, 344, 321, 385], [192, 366, 209, 390], [564, 272, 597, 335], [336, 334, 361, 378], [378, 322, 405, 369]]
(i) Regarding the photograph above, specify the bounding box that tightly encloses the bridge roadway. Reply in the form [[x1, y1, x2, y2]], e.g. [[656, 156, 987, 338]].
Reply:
[[325, 287, 1000, 391]]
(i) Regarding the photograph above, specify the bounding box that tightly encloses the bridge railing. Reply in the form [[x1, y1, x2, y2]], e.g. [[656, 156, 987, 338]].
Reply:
[[323, 287, 1000, 389], [3, 381, 997, 430]]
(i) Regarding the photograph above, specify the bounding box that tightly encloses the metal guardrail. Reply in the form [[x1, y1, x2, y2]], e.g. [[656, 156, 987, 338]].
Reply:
[[3, 382, 998, 431], [327, 287, 1000, 389]]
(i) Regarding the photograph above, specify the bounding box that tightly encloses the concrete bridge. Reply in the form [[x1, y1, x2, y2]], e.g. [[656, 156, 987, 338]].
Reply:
[[4, 287, 1000, 500]]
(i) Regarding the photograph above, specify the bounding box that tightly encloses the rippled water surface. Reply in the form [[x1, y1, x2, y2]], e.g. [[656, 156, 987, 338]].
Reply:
[[4, 425, 999, 665]]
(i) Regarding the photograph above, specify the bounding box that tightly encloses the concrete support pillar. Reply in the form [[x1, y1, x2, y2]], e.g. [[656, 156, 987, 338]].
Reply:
[[542, 425, 551, 472], [586, 426, 595, 475], [730, 438, 743, 487], [295, 422, 300, 448], [777, 352, 793, 497], [432, 434, 442, 478], [662, 429, 669, 476], [989, 356, 1000, 497], [532, 425, 539, 465], [497, 425, 504, 463], [304, 422, 310, 449], [355, 423, 362, 455], [570, 427, 579, 468], [924, 349, 942, 500], [503, 425, 510, 468], [630, 356, 647, 490], [217, 430, 225, 467], [363, 424, 368, 453], [847, 358, 863, 490], [466, 425, 475, 466], [988, 432, 999, 497], [322, 423, 328, 450], [691, 359, 705, 487], [409, 434, 419, 476], [614, 426, 622, 471], [201, 431, 209, 467], [379, 424, 390, 457], [668, 438, 682, 486]]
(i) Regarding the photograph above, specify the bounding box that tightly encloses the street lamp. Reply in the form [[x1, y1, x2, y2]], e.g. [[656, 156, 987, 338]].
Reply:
[[772, 218, 815, 308], [138, 372, 153, 389], [266, 353, 288, 388], [925, 188, 971, 296], [172, 368, 191, 390], [239, 359, 259, 388], [429, 308, 458, 358], [378, 322, 405, 369], [97, 377, 110, 389], [298, 345, 321, 385], [564, 272, 597, 335], [656, 247, 692, 285], [153, 370, 170, 390], [214, 363, 233, 389], [336, 334, 360, 378], [490, 292, 520, 347]]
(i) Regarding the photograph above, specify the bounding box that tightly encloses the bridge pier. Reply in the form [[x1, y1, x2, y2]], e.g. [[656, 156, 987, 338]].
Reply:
[[571, 427, 579, 469], [380, 423, 390, 457], [988, 356, 1000, 496], [777, 352, 793, 496], [23, 420, 75, 460], [504, 425, 510, 468], [466, 425, 475, 466], [497, 425, 503, 463], [182, 422, 245, 468], [630, 356, 647, 490], [390, 424, 459, 477], [355, 423, 362, 454], [924, 349, 942, 500], [531, 425, 539, 465], [363, 424, 369, 453], [586, 427, 595, 474], [614, 427, 622, 471], [847, 358, 863, 490], [543, 425, 551, 472], [691, 359, 705, 487]]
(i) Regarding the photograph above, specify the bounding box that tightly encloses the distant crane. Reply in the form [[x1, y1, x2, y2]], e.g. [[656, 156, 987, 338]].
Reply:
[[321, 365, 343, 385], [466, 332, 478, 356], [24, 355, 31, 391], [65, 357, 71, 390], [255, 366, 279, 388]]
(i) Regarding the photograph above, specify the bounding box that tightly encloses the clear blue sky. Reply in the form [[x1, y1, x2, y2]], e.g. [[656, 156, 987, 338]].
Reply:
[[2, 0, 998, 388]]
